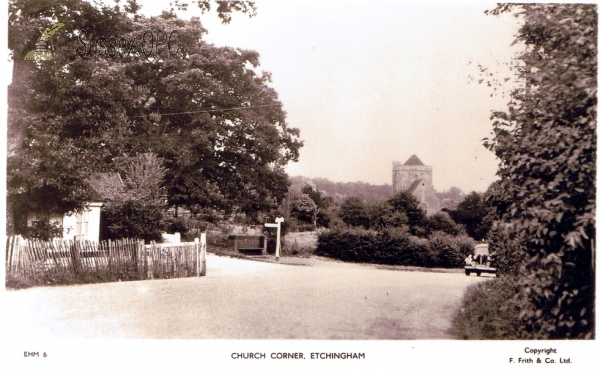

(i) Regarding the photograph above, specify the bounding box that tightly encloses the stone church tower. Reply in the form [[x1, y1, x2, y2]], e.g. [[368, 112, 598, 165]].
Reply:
[[392, 155, 440, 214]]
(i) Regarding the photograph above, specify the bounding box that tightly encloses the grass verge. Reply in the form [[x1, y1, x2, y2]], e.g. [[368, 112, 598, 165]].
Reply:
[[450, 276, 521, 339]]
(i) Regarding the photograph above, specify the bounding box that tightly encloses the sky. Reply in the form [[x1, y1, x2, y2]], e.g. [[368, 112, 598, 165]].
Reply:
[[4, 1, 523, 194], [150, 0, 522, 194]]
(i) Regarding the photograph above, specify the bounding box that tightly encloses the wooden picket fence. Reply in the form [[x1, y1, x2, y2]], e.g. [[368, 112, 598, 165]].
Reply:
[[5, 236, 207, 288], [146, 240, 206, 279]]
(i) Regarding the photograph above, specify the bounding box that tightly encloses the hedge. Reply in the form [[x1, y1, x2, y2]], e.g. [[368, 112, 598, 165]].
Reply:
[[315, 227, 476, 268]]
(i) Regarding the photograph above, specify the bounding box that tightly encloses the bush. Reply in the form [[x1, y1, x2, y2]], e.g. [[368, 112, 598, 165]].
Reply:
[[427, 232, 476, 268], [315, 227, 378, 263], [285, 217, 314, 233], [427, 232, 463, 268], [379, 227, 430, 266], [316, 209, 331, 228], [426, 213, 465, 236], [453, 234, 478, 258], [451, 277, 521, 339], [487, 225, 524, 277], [338, 197, 370, 228], [25, 219, 63, 241], [316, 227, 475, 268], [102, 201, 163, 243], [408, 236, 431, 265], [296, 223, 316, 232], [161, 217, 189, 237], [483, 4, 596, 339]]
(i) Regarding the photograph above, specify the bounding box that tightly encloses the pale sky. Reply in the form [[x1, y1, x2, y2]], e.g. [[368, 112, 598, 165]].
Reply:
[[8, 1, 523, 194], [173, 1, 522, 193]]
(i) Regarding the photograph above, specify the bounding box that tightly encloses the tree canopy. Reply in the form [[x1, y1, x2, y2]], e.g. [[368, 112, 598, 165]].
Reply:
[[338, 197, 370, 228], [448, 191, 492, 241], [290, 194, 318, 227], [7, 0, 301, 232], [385, 192, 427, 235]]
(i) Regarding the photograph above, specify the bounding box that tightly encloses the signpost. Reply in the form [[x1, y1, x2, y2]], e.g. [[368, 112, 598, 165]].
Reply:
[[265, 217, 284, 262]]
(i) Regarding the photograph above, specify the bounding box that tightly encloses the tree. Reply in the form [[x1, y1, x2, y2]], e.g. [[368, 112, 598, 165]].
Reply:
[[7, 0, 301, 232], [99, 152, 167, 241], [427, 213, 464, 236], [436, 186, 465, 211], [118, 152, 167, 207], [367, 192, 427, 235], [368, 202, 407, 231], [289, 177, 393, 205], [385, 192, 427, 236], [485, 4, 596, 339], [290, 194, 318, 228], [24, 219, 63, 241], [338, 197, 370, 228], [448, 192, 492, 241], [101, 200, 163, 242], [301, 185, 333, 228], [301, 185, 332, 209]]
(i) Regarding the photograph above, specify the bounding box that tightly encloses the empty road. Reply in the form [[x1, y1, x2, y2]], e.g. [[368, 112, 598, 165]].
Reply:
[[4, 255, 485, 339]]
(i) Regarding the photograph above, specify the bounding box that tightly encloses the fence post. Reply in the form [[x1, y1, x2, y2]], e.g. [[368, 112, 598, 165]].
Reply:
[[200, 233, 207, 276], [136, 240, 143, 280], [6, 236, 14, 274], [108, 239, 112, 271], [71, 240, 83, 277], [195, 238, 199, 277], [143, 241, 149, 280]]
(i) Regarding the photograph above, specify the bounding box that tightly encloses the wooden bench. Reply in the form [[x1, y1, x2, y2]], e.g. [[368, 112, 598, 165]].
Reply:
[[227, 235, 266, 255]]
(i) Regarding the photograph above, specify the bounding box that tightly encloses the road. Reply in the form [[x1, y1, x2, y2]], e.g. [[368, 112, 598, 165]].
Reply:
[[3, 255, 486, 339]]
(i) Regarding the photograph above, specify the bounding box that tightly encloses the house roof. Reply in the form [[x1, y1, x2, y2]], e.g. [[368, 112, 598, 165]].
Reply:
[[406, 179, 423, 193], [404, 155, 425, 166], [87, 173, 124, 202]]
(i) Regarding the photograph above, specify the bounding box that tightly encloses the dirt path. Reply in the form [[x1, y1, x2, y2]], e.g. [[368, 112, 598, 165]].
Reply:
[[3, 254, 486, 339]]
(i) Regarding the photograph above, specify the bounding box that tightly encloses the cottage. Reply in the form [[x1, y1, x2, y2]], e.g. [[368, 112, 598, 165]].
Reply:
[[26, 173, 124, 242]]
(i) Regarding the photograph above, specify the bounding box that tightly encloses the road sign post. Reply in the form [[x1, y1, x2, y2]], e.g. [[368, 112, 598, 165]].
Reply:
[[265, 217, 284, 262]]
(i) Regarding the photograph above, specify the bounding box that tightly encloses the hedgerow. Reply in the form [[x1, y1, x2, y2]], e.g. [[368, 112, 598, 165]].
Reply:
[[483, 3, 596, 338], [315, 227, 476, 268]]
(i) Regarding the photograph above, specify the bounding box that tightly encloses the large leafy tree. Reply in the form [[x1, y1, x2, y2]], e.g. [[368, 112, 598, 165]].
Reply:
[[301, 185, 332, 227], [485, 4, 596, 338], [385, 192, 427, 235], [368, 192, 426, 234], [448, 191, 492, 241], [7, 0, 301, 232], [290, 194, 318, 228], [338, 197, 370, 228], [426, 213, 464, 237]]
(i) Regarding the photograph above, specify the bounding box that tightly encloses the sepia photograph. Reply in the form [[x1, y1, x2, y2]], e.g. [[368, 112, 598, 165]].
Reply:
[[2, 0, 597, 367]]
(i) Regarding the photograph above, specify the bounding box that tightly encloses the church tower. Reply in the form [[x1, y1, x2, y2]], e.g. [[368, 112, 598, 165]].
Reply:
[[392, 155, 439, 214]]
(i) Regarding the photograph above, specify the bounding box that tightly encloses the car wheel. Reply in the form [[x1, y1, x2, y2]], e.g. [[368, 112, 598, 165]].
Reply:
[[476, 271, 481, 277], [465, 270, 470, 276]]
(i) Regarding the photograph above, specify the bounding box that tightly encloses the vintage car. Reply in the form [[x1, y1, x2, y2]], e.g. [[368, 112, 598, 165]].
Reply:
[[464, 243, 497, 277]]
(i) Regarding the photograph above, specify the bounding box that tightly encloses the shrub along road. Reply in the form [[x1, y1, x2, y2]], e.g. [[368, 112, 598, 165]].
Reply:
[[4, 255, 486, 339]]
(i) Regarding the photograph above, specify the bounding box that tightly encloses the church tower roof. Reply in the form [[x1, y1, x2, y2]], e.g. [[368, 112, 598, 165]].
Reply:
[[404, 155, 424, 166], [406, 178, 424, 193]]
